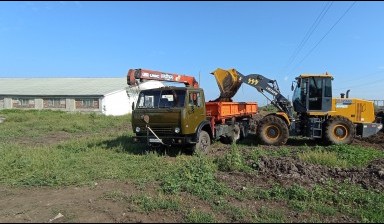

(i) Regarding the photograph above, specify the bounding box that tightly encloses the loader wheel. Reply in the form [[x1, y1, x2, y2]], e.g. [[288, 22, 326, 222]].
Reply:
[[193, 130, 211, 154], [257, 115, 289, 146], [324, 116, 355, 145]]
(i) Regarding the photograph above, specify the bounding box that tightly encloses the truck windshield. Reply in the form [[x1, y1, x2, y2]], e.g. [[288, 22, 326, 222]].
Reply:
[[136, 89, 186, 109]]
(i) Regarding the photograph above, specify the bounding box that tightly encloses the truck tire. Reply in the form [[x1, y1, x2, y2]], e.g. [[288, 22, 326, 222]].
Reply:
[[257, 115, 289, 146], [193, 130, 211, 154], [324, 116, 355, 144]]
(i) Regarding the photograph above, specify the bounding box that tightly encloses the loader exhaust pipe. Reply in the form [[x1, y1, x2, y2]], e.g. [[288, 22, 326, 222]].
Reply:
[[346, 89, 350, 98]]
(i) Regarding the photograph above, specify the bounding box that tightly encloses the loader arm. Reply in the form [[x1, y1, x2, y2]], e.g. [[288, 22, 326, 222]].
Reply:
[[238, 73, 294, 119], [211, 68, 293, 120]]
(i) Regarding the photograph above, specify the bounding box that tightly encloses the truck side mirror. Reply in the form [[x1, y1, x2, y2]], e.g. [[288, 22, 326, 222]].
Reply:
[[291, 82, 294, 91]]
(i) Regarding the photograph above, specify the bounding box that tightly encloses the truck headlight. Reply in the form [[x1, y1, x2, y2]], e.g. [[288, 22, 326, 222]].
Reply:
[[175, 127, 180, 133], [135, 127, 141, 133]]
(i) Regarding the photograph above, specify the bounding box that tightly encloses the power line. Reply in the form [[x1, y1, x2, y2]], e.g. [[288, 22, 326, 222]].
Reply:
[[336, 70, 384, 85], [283, 2, 333, 74], [334, 77, 384, 91], [288, 1, 357, 74]]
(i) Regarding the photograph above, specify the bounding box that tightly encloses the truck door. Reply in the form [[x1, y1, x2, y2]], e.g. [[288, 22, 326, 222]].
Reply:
[[184, 90, 206, 134]]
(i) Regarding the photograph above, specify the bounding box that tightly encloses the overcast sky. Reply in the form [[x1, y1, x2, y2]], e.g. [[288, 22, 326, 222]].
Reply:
[[1, 1, 383, 105]]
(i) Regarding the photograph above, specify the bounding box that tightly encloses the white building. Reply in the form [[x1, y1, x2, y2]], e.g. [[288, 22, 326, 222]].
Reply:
[[0, 78, 164, 116]]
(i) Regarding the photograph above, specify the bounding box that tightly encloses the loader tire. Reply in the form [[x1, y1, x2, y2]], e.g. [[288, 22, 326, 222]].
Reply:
[[257, 115, 289, 146], [324, 116, 355, 145], [193, 130, 211, 154]]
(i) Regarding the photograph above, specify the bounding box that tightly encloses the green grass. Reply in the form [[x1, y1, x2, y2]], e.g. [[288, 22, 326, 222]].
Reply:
[[0, 139, 170, 186], [0, 109, 130, 143], [298, 149, 349, 168], [129, 193, 181, 212], [161, 153, 230, 200], [0, 109, 383, 222], [299, 144, 384, 168]]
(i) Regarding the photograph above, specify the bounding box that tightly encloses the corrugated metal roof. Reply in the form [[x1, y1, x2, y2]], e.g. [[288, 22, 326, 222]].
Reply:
[[0, 78, 128, 96]]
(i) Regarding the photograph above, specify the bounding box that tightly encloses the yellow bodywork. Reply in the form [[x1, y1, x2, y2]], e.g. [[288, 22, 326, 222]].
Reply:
[[211, 68, 242, 100], [298, 72, 333, 79], [307, 98, 376, 123]]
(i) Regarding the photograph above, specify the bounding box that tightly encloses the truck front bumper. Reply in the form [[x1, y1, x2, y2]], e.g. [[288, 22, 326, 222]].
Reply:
[[133, 135, 196, 147]]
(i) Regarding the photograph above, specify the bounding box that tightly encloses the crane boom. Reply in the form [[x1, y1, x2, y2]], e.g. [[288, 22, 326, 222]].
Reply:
[[127, 68, 199, 88]]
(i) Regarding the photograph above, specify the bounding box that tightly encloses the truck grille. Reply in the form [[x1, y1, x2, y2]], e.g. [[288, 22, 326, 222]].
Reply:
[[139, 126, 174, 135]]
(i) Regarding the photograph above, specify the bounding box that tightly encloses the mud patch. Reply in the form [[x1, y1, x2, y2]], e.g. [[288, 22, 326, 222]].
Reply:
[[353, 131, 384, 151], [253, 156, 384, 191]]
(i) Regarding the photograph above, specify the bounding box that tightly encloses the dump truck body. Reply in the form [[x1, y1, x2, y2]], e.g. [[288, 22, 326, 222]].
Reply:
[[206, 101, 257, 123]]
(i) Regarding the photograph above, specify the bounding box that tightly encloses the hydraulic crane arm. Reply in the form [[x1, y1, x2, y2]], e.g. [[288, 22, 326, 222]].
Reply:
[[127, 68, 199, 88], [238, 72, 293, 119]]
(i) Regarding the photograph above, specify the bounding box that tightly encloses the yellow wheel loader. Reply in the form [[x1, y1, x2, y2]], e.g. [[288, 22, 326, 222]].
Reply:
[[211, 68, 383, 145]]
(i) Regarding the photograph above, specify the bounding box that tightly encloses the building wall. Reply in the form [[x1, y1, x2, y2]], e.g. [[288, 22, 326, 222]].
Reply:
[[0, 97, 4, 109], [102, 90, 130, 116], [0, 82, 164, 115], [0, 96, 103, 114]]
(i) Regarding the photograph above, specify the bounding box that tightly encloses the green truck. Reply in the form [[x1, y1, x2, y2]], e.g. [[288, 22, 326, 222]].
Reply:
[[128, 68, 257, 153]]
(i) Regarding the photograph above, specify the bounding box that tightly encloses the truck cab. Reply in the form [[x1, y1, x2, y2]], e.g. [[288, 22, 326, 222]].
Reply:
[[131, 86, 209, 148]]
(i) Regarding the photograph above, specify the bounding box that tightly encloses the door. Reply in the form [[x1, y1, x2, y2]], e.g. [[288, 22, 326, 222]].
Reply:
[[183, 90, 206, 134], [306, 77, 332, 112], [308, 77, 323, 111]]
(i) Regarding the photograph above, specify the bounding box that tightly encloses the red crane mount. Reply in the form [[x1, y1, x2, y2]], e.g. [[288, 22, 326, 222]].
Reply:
[[127, 68, 199, 88]]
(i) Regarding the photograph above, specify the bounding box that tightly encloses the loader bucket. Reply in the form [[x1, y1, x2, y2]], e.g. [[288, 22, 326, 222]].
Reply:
[[211, 68, 242, 101]]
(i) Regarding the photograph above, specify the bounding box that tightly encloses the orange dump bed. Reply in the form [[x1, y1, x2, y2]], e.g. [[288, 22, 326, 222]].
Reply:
[[205, 102, 258, 122]]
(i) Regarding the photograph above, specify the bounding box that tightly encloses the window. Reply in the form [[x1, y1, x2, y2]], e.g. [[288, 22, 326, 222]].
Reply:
[[137, 89, 186, 109], [189, 92, 200, 107], [12, 98, 35, 108], [43, 98, 66, 108], [308, 77, 323, 110], [324, 78, 332, 98], [75, 98, 99, 109], [309, 78, 323, 98]]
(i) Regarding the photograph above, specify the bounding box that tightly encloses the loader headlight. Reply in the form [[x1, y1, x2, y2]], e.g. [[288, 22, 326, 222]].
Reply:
[[135, 127, 141, 133], [378, 124, 383, 131], [175, 127, 180, 133]]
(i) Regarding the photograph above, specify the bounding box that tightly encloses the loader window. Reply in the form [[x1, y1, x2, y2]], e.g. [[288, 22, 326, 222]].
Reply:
[[292, 80, 307, 113], [324, 78, 332, 97], [308, 77, 323, 110]]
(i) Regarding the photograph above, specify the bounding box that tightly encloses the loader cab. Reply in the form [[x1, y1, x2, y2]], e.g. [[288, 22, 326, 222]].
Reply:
[[292, 73, 333, 113]]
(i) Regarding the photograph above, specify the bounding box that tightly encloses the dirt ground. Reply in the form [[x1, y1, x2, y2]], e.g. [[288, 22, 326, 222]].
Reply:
[[0, 130, 383, 223]]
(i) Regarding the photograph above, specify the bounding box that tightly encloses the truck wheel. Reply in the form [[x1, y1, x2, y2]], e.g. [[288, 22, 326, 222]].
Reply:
[[193, 130, 211, 154], [257, 115, 289, 146], [324, 116, 355, 144]]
